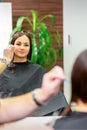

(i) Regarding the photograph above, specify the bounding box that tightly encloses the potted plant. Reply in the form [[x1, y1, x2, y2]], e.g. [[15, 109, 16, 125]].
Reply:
[[9, 10, 62, 70]]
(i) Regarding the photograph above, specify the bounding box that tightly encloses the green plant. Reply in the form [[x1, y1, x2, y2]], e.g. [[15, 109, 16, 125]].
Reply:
[[9, 10, 62, 70]]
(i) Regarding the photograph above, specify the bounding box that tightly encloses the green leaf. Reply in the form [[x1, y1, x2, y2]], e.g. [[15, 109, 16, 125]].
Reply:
[[10, 27, 18, 37], [39, 38, 46, 52], [44, 47, 57, 70], [58, 46, 63, 57], [31, 10, 38, 32], [16, 16, 25, 27], [55, 35, 61, 47], [16, 16, 32, 30], [31, 34, 38, 63], [39, 23, 48, 38], [15, 16, 25, 31], [37, 30, 47, 67], [46, 32, 52, 46], [40, 14, 56, 25], [24, 16, 32, 27]]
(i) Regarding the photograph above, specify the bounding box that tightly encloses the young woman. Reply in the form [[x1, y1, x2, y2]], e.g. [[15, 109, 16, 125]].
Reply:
[[0, 45, 65, 123], [0, 31, 68, 116], [53, 49, 87, 129]]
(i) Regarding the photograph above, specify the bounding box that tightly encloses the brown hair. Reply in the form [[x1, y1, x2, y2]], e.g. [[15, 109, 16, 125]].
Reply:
[[10, 31, 32, 60], [61, 49, 87, 116], [71, 49, 87, 103]]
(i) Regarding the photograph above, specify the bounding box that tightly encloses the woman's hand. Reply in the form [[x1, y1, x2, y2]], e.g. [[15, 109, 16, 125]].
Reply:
[[3, 45, 15, 64]]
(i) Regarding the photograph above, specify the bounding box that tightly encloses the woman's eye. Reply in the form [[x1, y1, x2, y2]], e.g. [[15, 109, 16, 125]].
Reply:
[[25, 44, 29, 46], [24, 43, 29, 46], [16, 42, 21, 46], [16, 43, 21, 46]]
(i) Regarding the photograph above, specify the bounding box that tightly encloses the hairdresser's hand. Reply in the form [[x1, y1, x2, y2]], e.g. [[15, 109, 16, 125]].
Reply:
[[35, 66, 65, 103], [3, 45, 14, 64]]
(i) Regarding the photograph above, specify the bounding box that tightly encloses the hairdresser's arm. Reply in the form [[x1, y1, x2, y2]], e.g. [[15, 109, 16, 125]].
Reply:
[[0, 66, 65, 123]]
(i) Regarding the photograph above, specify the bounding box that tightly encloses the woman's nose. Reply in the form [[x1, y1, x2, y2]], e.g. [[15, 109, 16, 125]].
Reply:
[[20, 45, 24, 49]]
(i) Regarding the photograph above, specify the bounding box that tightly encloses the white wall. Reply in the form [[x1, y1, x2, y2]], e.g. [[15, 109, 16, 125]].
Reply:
[[0, 3, 12, 57], [63, 0, 87, 103]]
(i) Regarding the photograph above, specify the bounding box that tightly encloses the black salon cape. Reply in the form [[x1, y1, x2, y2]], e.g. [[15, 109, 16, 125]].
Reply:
[[53, 111, 87, 129], [0, 61, 68, 116]]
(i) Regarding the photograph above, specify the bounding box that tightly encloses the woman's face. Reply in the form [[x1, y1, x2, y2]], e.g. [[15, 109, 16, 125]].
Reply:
[[14, 35, 30, 59]]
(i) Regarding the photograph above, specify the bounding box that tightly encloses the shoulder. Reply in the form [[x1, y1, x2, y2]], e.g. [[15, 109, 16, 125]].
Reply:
[[53, 112, 87, 129], [53, 115, 75, 129]]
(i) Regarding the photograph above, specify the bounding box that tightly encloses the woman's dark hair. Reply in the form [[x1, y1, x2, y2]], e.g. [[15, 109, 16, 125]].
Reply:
[[71, 49, 87, 103], [10, 31, 32, 60], [61, 49, 87, 116]]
